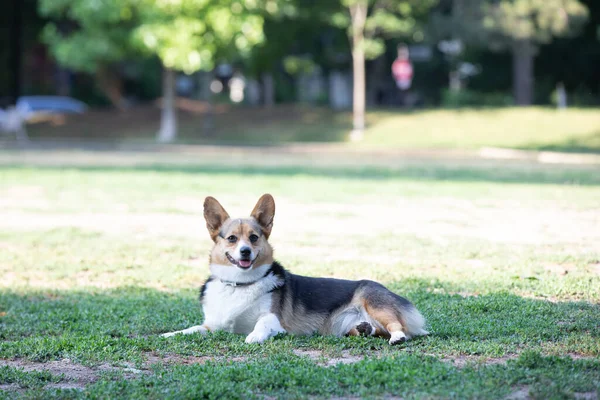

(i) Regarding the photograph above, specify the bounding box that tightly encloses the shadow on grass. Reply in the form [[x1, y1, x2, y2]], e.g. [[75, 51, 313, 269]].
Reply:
[[1, 282, 598, 362], [2, 282, 599, 398], [25, 105, 352, 145], [2, 162, 599, 186], [521, 131, 600, 154]]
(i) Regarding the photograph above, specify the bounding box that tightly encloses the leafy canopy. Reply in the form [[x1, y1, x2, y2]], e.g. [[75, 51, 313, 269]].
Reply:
[[39, 0, 281, 74], [39, 0, 139, 73], [330, 0, 438, 59], [482, 0, 589, 43], [132, 0, 267, 73]]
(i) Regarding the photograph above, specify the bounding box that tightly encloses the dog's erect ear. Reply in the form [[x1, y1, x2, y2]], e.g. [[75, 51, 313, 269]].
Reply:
[[204, 197, 230, 241], [251, 194, 275, 239]]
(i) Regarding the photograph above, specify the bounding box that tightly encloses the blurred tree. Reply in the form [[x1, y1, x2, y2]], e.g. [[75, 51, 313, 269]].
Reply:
[[38, 0, 140, 108], [242, 0, 300, 107], [244, 1, 342, 107], [432, 0, 588, 106], [131, 0, 267, 142], [484, 0, 589, 105], [328, 0, 437, 138], [41, 0, 270, 142]]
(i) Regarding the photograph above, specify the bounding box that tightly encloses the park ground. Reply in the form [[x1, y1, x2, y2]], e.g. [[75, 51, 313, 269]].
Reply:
[[1, 106, 600, 399]]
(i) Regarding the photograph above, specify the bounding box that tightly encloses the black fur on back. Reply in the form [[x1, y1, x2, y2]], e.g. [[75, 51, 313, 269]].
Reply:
[[360, 280, 415, 312], [267, 261, 286, 279], [287, 275, 364, 312], [272, 260, 365, 313]]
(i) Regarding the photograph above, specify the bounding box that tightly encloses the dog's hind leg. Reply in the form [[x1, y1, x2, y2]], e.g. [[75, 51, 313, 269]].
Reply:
[[358, 282, 427, 344], [364, 307, 407, 345]]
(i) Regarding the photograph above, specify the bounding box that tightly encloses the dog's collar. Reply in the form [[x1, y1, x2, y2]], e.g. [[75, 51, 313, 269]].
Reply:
[[219, 279, 258, 287], [219, 269, 273, 287]]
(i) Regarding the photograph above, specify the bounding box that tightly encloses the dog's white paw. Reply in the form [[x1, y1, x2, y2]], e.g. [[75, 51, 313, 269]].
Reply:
[[389, 331, 407, 345], [245, 330, 271, 344], [161, 325, 207, 338]]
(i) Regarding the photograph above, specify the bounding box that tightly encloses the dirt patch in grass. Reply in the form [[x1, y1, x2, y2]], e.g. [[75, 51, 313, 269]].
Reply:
[[442, 354, 520, 368], [505, 386, 531, 400], [293, 349, 366, 367], [566, 353, 600, 361], [573, 392, 599, 399], [0, 353, 255, 393], [0, 383, 23, 393], [0, 351, 364, 392], [144, 352, 247, 366], [505, 386, 598, 400], [442, 352, 599, 369], [0, 358, 146, 391]]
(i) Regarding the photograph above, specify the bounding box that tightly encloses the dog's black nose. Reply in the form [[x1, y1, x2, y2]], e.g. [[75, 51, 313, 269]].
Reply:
[[240, 247, 251, 258]]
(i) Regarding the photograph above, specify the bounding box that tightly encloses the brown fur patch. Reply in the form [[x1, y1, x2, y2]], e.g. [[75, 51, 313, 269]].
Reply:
[[203, 197, 230, 241], [363, 301, 404, 338], [250, 194, 275, 238]]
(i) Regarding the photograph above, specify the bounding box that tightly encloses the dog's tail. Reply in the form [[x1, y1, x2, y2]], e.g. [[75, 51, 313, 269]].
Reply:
[[399, 304, 428, 338]]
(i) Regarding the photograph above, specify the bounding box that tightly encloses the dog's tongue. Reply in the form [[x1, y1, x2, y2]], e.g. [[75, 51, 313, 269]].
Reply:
[[239, 260, 252, 268]]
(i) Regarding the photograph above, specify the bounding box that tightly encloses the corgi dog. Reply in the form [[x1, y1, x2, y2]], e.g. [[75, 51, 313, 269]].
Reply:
[[161, 194, 427, 345]]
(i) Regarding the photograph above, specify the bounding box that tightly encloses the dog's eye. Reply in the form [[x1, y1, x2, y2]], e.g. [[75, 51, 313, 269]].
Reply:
[[249, 234, 259, 243], [227, 235, 237, 243]]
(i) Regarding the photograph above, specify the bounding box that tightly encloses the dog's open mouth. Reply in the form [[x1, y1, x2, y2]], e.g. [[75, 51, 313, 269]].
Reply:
[[226, 252, 259, 269]]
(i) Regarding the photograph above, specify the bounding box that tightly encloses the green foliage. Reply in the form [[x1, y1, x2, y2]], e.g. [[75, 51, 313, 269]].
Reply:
[[38, 0, 138, 73], [39, 0, 274, 75], [132, 0, 267, 73], [482, 0, 589, 44], [243, 0, 347, 79], [431, 0, 589, 50], [0, 366, 61, 389], [282, 56, 316, 75], [334, 0, 438, 60], [441, 89, 514, 108]]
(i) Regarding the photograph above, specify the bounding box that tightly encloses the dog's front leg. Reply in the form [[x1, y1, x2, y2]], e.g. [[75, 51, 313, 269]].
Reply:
[[160, 325, 209, 338], [245, 313, 286, 344]]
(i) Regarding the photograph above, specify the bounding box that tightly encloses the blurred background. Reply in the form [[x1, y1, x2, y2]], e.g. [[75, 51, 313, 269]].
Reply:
[[1, 0, 598, 147]]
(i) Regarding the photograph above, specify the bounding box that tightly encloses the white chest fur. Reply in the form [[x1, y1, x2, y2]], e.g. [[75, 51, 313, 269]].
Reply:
[[202, 264, 282, 334]]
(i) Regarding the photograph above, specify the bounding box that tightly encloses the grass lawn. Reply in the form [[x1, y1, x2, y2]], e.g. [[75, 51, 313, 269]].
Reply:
[[24, 105, 600, 153], [0, 147, 599, 399]]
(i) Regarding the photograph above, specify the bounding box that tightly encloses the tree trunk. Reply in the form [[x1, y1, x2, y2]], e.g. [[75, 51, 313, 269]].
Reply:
[[512, 39, 534, 106], [157, 67, 177, 143], [9, 0, 23, 105], [262, 72, 275, 108], [96, 66, 125, 109], [349, 1, 368, 140], [56, 67, 72, 97]]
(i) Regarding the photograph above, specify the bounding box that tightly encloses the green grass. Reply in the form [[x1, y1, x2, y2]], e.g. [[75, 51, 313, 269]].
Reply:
[[0, 366, 61, 389], [0, 148, 599, 398], [25, 106, 600, 153], [360, 108, 600, 152]]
